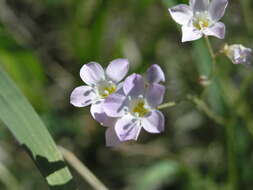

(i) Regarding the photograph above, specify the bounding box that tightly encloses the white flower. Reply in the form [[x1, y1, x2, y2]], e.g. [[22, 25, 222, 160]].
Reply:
[[223, 44, 253, 65], [169, 0, 228, 42], [70, 59, 129, 127], [103, 74, 165, 142]]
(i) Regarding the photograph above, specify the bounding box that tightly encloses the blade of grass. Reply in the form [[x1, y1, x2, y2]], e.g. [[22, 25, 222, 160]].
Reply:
[[0, 66, 77, 190]]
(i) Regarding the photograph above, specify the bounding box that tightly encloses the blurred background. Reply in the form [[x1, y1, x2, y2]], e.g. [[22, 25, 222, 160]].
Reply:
[[0, 0, 253, 189]]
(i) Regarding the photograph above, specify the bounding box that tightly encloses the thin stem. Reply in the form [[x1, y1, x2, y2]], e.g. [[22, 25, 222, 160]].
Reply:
[[188, 95, 226, 125], [59, 146, 110, 190], [157, 101, 177, 110], [204, 35, 216, 79], [0, 162, 21, 190], [204, 36, 238, 190], [225, 120, 238, 190]]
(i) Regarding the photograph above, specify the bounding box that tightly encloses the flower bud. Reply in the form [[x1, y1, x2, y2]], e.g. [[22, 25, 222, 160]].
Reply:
[[223, 44, 252, 65]]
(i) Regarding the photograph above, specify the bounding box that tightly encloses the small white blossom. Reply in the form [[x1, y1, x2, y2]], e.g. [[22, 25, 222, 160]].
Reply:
[[70, 59, 129, 127], [169, 0, 228, 42]]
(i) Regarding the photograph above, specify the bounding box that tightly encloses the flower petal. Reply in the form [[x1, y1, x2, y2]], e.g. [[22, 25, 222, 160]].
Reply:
[[181, 26, 202, 42], [209, 0, 228, 21], [106, 58, 129, 83], [123, 74, 145, 97], [146, 64, 165, 84], [105, 127, 121, 147], [168, 4, 193, 25], [191, 0, 209, 12], [103, 93, 127, 117], [142, 110, 165, 134], [146, 83, 165, 108], [203, 22, 225, 39], [115, 115, 141, 141], [90, 101, 116, 127], [70, 86, 96, 107], [80, 62, 105, 85]]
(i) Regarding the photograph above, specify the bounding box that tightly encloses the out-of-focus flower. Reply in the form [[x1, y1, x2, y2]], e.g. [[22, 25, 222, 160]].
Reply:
[[70, 59, 129, 127], [223, 44, 253, 65], [103, 74, 165, 144], [169, 0, 228, 42]]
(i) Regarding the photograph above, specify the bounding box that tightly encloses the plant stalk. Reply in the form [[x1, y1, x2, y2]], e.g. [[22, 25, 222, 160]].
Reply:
[[59, 146, 110, 190]]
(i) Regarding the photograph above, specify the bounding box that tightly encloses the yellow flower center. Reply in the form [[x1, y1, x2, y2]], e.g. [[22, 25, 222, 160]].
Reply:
[[130, 99, 150, 117], [97, 81, 116, 98], [194, 19, 210, 30], [193, 12, 211, 30]]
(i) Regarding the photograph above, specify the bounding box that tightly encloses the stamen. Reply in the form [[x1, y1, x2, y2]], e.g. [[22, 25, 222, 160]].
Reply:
[[131, 99, 150, 117]]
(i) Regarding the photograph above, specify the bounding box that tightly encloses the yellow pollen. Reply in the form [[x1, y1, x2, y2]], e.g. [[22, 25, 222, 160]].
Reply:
[[194, 19, 210, 30], [100, 85, 116, 98], [132, 101, 149, 117]]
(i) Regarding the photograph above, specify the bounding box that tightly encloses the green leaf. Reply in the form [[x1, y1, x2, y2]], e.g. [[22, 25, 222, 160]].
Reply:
[[0, 66, 77, 190]]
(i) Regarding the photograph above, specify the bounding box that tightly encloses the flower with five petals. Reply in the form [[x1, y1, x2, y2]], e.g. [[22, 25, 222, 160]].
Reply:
[[70, 59, 129, 127], [103, 74, 165, 143], [169, 0, 228, 42]]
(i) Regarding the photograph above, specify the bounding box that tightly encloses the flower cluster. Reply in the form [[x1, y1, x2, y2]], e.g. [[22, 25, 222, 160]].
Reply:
[[70, 0, 253, 147], [70, 60, 166, 146]]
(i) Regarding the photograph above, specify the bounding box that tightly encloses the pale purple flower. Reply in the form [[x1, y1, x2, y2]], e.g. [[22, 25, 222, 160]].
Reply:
[[103, 73, 165, 144], [70, 59, 129, 127], [223, 44, 253, 65], [104, 64, 166, 147], [169, 0, 228, 42]]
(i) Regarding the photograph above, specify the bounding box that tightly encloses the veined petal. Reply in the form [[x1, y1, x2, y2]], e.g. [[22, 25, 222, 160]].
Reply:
[[70, 86, 96, 107], [169, 4, 193, 25], [203, 22, 225, 39], [181, 26, 202, 42], [123, 74, 145, 97], [146, 83, 165, 108], [115, 115, 141, 141], [90, 101, 116, 127], [103, 93, 127, 117], [146, 64, 165, 84], [106, 58, 129, 83], [80, 62, 105, 85], [191, 0, 209, 12], [209, 0, 228, 21], [105, 127, 121, 147], [142, 110, 165, 134]]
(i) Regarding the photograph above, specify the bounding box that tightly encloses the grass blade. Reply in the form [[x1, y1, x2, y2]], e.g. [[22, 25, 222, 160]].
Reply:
[[0, 66, 77, 190]]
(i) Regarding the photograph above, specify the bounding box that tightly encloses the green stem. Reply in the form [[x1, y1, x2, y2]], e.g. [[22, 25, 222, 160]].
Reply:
[[188, 95, 226, 125], [203, 36, 238, 190], [59, 146, 110, 190], [204, 35, 216, 79], [157, 101, 177, 110], [225, 120, 238, 190], [0, 162, 21, 190]]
